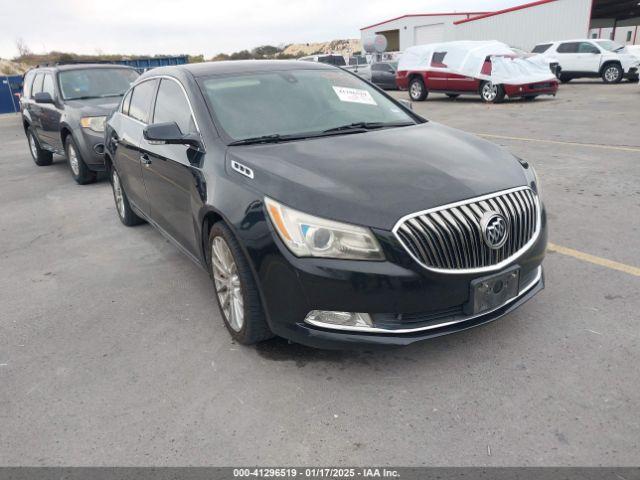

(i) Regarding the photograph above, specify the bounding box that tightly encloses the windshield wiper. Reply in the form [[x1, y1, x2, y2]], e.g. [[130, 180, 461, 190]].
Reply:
[[228, 133, 312, 146], [322, 121, 415, 133], [67, 94, 123, 100]]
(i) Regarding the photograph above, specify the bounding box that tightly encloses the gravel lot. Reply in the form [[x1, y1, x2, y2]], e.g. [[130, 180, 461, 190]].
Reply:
[[1, 80, 639, 466]]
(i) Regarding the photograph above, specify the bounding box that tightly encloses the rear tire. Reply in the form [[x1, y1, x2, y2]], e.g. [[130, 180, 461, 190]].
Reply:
[[27, 127, 53, 166], [559, 73, 572, 83], [65, 136, 97, 185], [110, 167, 144, 226], [208, 222, 274, 345], [479, 81, 505, 103], [408, 77, 428, 101], [601, 63, 623, 84]]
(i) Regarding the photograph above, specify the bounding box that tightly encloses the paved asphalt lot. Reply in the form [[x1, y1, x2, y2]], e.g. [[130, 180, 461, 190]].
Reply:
[[1, 81, 639, 466]]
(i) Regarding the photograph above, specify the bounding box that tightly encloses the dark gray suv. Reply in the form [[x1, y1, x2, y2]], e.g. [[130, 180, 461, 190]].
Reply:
[[20, 64, 138, 184]]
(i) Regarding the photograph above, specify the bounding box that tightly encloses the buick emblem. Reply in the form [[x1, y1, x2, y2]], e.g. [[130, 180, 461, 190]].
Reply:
[[481, 211, 509, 249]]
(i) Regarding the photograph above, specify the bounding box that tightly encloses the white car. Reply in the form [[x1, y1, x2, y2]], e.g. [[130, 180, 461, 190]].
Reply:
[[532, 39, 640, 83]]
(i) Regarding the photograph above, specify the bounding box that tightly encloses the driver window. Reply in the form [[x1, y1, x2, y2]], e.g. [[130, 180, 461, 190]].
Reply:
[[578, 42, 599, 54], [42, 74, 55, 98], [153, 78, 196, 135]]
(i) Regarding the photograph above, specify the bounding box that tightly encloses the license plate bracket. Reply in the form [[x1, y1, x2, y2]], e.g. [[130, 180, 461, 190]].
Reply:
[[465, 266, 520, 315]]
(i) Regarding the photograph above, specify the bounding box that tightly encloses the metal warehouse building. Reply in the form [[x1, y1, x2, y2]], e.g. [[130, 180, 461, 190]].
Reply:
[[361, 0, 640, 52]]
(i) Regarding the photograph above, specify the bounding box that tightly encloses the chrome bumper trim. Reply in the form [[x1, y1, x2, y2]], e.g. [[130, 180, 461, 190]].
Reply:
[[304, 266, 542, 334]]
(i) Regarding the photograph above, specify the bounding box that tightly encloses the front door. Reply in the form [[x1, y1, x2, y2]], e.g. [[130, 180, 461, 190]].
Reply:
[[140, 77, 202, 258], [36, 73, 63, 151]]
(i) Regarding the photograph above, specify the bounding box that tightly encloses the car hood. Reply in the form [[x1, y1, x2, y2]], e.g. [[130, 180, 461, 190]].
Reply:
[[226, 122, 529, 230], [64, 97, 122, 116]]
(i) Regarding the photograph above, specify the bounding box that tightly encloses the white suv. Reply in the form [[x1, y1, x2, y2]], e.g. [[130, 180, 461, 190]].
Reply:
[[532, 39, 640, 84]]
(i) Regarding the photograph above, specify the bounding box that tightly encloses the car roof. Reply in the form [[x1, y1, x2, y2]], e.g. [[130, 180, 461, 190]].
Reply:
[[139, 60, 337, 79], [32, 63, 138, 72], [537, 39, 601, 44]]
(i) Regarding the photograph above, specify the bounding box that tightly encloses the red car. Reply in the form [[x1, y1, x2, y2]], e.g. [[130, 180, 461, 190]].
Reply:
[[396, 55, 559, 103]]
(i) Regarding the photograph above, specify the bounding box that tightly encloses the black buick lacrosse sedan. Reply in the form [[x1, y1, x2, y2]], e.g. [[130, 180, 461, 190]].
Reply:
[[104, 60, 546, 349]]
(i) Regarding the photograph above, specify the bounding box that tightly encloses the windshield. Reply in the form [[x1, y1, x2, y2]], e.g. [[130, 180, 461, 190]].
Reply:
[[201, 68, 417, 142], [59, 68, 139, 100], [595, 40, 623, 52]]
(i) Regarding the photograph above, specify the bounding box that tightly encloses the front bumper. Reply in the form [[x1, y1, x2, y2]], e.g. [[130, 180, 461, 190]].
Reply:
[[73, 128, 106, 171], [249, 207, 547, 349]]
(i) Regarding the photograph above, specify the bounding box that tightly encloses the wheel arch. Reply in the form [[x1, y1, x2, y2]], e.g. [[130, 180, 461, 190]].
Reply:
[[199, 204, 276, 330], [600, 60, 622, 74], [59, 124, 74, 147]]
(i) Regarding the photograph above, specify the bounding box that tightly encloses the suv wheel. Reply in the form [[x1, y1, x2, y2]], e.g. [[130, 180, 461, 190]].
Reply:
[[27, 127, 53, 166], [602, 63, 622, 83], [559, 73, 572, 83], [110, 167, 144, 226], [65, 136, 97, 184], [209, 222, 273, 345], [480, 81, 505, 103], [408, 77, 428, 101]]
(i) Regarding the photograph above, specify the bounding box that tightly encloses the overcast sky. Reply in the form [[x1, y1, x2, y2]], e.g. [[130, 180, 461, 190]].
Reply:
[[1, 0, 526, 59]]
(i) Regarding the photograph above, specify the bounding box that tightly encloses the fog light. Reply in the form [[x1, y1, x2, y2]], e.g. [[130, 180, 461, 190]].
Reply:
[[304, 310, 373, 329]]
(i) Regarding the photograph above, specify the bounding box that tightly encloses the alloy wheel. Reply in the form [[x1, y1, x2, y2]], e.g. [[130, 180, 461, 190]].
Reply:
[[482, 83, 498, 102], [604, 66, 620, 82], [112, 170, 126, 219], [68, 143, 80, 176], [29, 134, 38, 159], [410, 81, 422, 100], [211, 236, 244, 332]]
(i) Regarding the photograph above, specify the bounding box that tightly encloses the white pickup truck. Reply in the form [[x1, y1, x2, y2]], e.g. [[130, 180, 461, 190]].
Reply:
[[532, 39, 640, 83]]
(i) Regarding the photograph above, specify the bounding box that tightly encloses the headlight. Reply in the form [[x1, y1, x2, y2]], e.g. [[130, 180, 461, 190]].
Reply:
[[80, 116, 107, 133], [264, 197, 384, 260]]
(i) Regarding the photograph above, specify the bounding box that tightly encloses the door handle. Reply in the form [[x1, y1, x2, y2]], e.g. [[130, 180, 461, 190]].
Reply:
[[140, 153, 152, 165]]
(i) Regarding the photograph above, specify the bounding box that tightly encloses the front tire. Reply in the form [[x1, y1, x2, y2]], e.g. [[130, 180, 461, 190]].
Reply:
[[601, 63, 623, 84], [209, 222, 273, 345], [27, 127, 53, 166], [110, 167, 144, 226], [480, 81, 505, 103], [65, 136, 97, 185], [408, 77, 428, 101]]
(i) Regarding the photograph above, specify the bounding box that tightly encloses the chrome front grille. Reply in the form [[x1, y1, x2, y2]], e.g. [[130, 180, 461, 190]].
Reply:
[[393, 187, 540, 272]]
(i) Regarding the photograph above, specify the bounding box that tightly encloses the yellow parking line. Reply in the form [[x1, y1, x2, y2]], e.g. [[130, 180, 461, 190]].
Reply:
[[548, 243, 640, 277], [475, 133, 640, 153]]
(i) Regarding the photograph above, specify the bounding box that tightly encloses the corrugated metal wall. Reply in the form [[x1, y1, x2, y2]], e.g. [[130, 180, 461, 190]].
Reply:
[[453, 0, 592, 51]]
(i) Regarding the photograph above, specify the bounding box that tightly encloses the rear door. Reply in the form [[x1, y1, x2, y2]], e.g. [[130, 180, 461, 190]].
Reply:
[[113, 79, 158, 216], [139, 77, 202, 257], [427, 51, 449, 91]]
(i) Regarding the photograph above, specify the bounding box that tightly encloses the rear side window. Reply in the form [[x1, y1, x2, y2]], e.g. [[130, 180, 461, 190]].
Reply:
[[532, 44, 551, 53], [32, 73, 44, 96], [42, 74, 55, 97], [557, 42, 579, 53], [431, 52, 448, 68], [128, 80, 157, 124], [23, 71, 35, 98], [153, 79, 196, 134]]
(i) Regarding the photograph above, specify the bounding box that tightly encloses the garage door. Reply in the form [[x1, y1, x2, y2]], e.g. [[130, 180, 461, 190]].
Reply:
[[414, 23, 445, 46]]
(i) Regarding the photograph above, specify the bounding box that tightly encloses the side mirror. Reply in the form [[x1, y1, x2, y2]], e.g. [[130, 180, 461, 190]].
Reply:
[[398, 99, 413, 111], [34, 92, 54, 104], [143, 122, 203, 150]]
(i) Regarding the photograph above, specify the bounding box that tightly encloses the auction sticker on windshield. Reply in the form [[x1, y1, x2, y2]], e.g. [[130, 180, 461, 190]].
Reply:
[[332, 86, 377, 105]]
